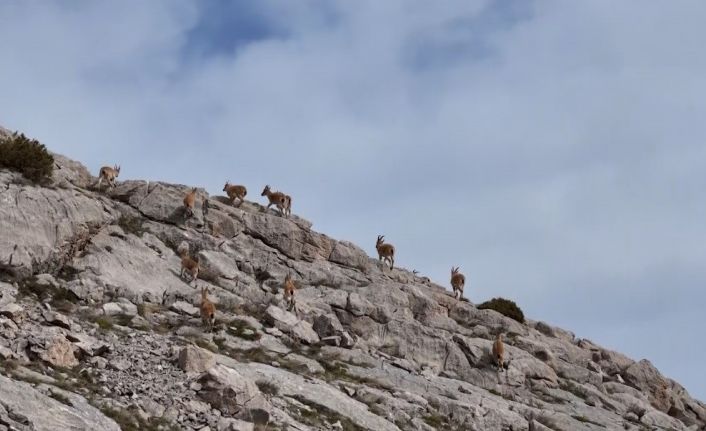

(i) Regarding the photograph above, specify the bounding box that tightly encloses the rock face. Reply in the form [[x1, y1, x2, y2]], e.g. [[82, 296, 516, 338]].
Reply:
[[0, 374, 120, 431], [198, 364, 272, 424], [179, 345, 216, 373], [0, 139, 704, 431]]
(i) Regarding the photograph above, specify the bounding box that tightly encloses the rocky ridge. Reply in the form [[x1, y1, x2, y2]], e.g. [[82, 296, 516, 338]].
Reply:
[[0, 127, 704, 430]]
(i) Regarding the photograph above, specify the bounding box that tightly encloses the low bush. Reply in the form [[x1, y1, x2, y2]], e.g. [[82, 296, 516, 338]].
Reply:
[[117, 215, 145, 237], [0, 132, 54, 183], [255, 379, 279, 396], [477, 297, 525, 324]]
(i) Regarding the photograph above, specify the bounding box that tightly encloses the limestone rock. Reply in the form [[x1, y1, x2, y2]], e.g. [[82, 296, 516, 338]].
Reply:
[[283, 353, 325, 374], [40, 336, 79, 368], [52, 153, 95, 189], [0, 303, 23, 321], [291, 320, 320, 345], [0, 374, 121, 430], [313, 313, 345, 338], [102, 301, 137, 317], [170, 300, 200, 316], [179, 345, 216, 373], [66, 332, 110, 357], [198, 364, 272, 424], [42, 310, 72, 329], [265, 305, 320, 345], [329, 240, 369, 269]]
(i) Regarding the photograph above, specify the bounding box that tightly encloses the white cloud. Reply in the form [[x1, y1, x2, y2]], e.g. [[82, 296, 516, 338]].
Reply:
[[1, 0, 705, 399]]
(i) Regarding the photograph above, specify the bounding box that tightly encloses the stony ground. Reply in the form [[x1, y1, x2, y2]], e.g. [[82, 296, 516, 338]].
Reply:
[[1, 130, 705, 430]]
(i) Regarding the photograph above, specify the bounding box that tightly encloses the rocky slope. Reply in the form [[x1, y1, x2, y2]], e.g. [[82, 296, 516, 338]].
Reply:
[[0, 128, 704, 431]]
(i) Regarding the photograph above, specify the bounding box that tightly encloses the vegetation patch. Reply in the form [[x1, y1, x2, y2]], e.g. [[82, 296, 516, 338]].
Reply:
[[560, 380, 588, 400], [0, 359, 59, 387], [99, 405, 180, 431], [56, 265, 81, 282], [137, 302, 162, 318], [422, 411, 469, 431], [423, 413, 446, 428], [48, 389, 73, 406], [289, 395, 364, 431], [17, 276, 80, 312], [0, 359, 20, 374], [318, 360, 389, 391], [213, 339, 273, 365], [538, 392, 568, 405], [321, 360, 351, 382], [477, 297, 525, 324], [193, 338, 218, 353], [0, 132, 54, 183], [81, 312, 137, 333], [572, 415, 603, 426], [117, 215, 146, 237], [51, 366, 103, 396], [95, 316, 115, 331], [256, 379, 279, 396], [225, 319, 261, 341], [151, 319, 181, 334], [2, 360, 103, 401]]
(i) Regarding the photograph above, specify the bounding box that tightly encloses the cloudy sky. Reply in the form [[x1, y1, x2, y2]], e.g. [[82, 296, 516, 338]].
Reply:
[[1, 1, 705, 399]]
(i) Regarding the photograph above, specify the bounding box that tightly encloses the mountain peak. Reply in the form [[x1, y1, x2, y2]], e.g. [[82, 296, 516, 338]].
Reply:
[[0, 133, 704, 430]]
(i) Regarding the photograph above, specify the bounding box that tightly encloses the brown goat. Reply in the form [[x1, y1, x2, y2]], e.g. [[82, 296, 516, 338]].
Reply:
[[200, 286, 216, 331], [492, 333, 505, 372], [223, 181, 247, 206], [450, 266, 465, 300], [375, 235, 395, 269], [180, 249, 199, 285], [283, 194, 292, 217], [261, 185, 289, 217], [183, 187, 198, 217], [283, 273, 296, 312], [96, 165, 120, 188]]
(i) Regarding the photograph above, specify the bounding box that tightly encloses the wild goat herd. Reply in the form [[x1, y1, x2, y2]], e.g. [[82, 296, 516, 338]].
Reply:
[[95, 164, 508, 372]]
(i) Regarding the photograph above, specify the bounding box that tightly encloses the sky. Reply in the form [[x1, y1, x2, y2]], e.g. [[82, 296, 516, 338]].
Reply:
[[1, 1, 705, 400]]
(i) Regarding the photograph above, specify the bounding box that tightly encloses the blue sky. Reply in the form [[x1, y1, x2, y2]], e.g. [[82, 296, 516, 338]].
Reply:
[[1, 1, 705, 400]]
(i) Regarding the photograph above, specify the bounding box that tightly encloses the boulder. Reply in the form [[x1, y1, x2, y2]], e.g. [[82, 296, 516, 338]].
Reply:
[[0, 172, 114, 278], [170, 301, 200, 317], [42, 310, 72, 329], [0, 374, 121, 430], [40, 336, 79, 368], [101, 301, 137, 319], [179, 345, 216, 374], [265, 305, 320, 345], [52, 153, 95, 189], [329, 240, 369, 269], [313, 313, 345, 338], [283, 353, 325, 374], [0, 302, 24, 321], [66, 332, 110, 357], [291, 321, 320, 345], [198, 364, 272, 424]]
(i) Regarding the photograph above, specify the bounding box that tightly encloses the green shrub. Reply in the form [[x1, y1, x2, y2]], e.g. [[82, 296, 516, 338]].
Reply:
[[255, 379, 279, 396], [0, 132, 54, 183], [98, 405, 180, 431], [225, 319, 261, 341], [17, 276, 79, 312], [477, 297, 525, 324], [117, 215, 145, 237], [48, 390, 73, 406]]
